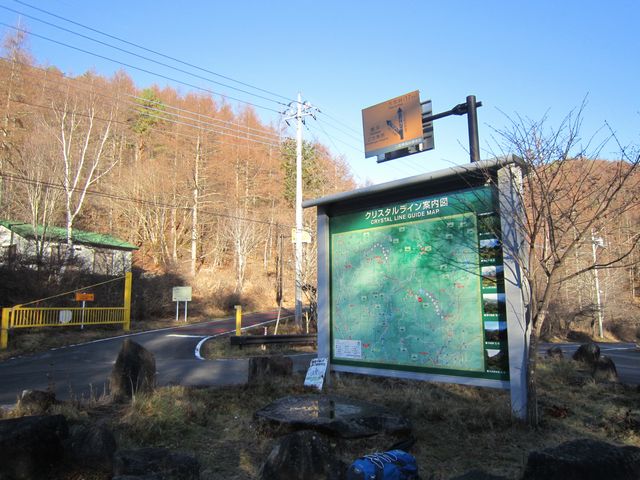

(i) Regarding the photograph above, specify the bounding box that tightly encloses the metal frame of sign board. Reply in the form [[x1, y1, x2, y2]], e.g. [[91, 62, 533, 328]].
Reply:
[[305, 155, 528, 419]]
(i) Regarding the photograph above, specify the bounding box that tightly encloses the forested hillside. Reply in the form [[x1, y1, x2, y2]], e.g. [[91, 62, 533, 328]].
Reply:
[[0, 29, 638, 338], [0, 31, 354, 312]]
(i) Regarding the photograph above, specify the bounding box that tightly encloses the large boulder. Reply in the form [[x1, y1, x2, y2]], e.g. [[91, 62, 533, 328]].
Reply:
[[259, 430, 343, 480], [248, 355, 293, 384], [66, 423, 117, 471], [572, 342, 600, 365], [523, 438, 640, 480], [0, 414, 68, 479], [113, 447, 200, 480], [109, 339, 157, 401], [256, 395, 412, 439]]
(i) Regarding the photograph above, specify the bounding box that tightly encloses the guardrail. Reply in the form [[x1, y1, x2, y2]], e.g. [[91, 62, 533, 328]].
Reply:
[[230, 334, 317, 348], [1, 272, 132, 349]]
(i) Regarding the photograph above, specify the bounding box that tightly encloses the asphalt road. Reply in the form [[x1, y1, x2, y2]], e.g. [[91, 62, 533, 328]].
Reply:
[[539, 342, 640, 385], [2, 320, 637, 408], [0, 309, 312, 406]]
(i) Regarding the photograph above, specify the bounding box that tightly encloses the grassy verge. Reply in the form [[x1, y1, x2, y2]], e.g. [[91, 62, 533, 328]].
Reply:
[[2, 357, 638, 479]]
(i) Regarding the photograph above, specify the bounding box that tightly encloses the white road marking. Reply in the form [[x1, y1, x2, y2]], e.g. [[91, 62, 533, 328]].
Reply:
[[45, 315, 236, 354], [166, 334, 208, 339], [194, 318, 279, 360]]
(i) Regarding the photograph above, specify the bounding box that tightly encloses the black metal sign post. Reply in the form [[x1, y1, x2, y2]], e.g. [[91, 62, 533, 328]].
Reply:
[[422, 95, 482, 163], [373, 94, 482, 164]]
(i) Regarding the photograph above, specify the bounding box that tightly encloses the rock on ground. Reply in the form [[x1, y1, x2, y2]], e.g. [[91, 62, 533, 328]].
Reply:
[[15, 389, 58, 415], [109, 339, 156, 401], [0, 414, 68, 479], [259, 430, 344, 480], [572, 342, 600, 365], [66, 423, 117, 471], [591, 355, 618, 381], [248, 355, 293, 384], [255, 394, 412, 439], [522, 438, 640, 480], [113, 447, 200, 480], [546, 346, 564, 359]]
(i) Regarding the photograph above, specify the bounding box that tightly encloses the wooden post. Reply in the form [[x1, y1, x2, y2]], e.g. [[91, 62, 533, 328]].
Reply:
[[123, 272, 132, 332]]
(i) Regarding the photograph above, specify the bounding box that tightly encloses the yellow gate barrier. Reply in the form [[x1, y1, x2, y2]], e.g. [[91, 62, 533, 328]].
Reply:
[[1, 272, 132, 349]]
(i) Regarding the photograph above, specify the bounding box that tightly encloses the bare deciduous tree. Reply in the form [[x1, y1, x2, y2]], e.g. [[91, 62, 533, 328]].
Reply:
[[47, 84, 119, 258], [226, 210, 264, 294], [492, 105, 640, 425]]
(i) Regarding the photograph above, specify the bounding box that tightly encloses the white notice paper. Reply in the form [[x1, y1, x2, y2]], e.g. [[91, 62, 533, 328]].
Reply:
[[334, 339, 362, 359], [304, 358, 328, 390]]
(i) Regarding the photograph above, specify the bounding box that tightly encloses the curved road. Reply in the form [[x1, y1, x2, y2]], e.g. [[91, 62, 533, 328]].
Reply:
[[2, 319, 637, 408], [0, 310, 311, 406]]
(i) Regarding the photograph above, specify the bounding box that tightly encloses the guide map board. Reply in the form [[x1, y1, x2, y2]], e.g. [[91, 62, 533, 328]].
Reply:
[[329, 186, 509, 382], [304, 157, 528, 418]]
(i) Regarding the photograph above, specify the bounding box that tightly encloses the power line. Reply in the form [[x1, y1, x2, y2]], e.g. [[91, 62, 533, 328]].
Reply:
[[0, 4, 289, 108], [313, 115, 363, 144], [33, 80, 280, 146], [311, 119, 364, 154], [8, 96, 280, 150], [4, 58, 282, 141], [2, 61, 281, 148], [311, 112, 425, 181], [1, 172, 293, 228], [309, 117, 346, 159], [12, 0, 297, 104], [317, 109, 362, 136], [0, 22, 282, 114]]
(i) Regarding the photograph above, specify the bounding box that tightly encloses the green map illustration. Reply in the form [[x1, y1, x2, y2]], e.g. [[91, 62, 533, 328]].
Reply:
[[331, 212, 485, 373]]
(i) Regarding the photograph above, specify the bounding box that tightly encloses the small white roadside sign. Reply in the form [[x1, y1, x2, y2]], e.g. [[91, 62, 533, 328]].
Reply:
[[304, 358, 328, 391], [172, 286, 192, 322]]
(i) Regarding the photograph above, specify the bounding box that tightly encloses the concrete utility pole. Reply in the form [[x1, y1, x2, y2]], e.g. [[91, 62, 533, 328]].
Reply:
[[591, 230, 605, 337], [295, 93, 304, 326], [283, 94, 316, 327]]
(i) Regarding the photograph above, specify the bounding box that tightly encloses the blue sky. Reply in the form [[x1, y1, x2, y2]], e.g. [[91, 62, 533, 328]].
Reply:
[[1, 0, 638, 185]]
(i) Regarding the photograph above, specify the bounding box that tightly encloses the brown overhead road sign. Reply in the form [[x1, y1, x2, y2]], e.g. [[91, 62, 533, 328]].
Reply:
[[362, 90, 424, 160]]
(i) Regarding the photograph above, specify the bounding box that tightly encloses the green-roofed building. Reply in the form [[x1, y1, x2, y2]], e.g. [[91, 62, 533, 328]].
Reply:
[[0, 220, 138, 275]]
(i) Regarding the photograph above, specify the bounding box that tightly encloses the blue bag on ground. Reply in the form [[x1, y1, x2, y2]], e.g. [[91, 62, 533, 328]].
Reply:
[[346, 449, 419, 480]]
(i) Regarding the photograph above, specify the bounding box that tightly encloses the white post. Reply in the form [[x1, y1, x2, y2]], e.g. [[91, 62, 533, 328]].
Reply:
[[591, 230, 604, 337], [498, 164, 529, 421], [295, 92, 304, 327]]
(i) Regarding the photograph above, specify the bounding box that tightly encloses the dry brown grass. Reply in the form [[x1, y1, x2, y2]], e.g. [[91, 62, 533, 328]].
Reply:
[[3, 356, 634, 480], [2, 335, 639, 480], [113, 360, 639, 479]]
